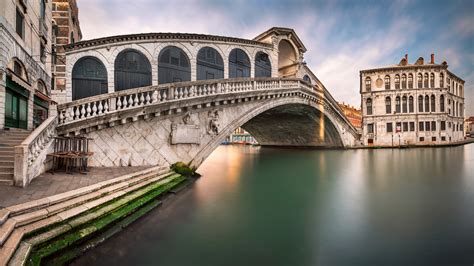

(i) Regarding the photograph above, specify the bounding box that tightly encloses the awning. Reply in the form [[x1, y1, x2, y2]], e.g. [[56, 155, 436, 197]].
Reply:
[[10, 72, 33, 92]]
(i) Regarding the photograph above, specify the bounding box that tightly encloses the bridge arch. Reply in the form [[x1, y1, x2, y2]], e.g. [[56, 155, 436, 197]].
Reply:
[[72, 56, 108, 100], [158, 46, 192, 84], [229, 48, 251, 78], [278, 39, 298, 77], [114, 49, 152, 91]]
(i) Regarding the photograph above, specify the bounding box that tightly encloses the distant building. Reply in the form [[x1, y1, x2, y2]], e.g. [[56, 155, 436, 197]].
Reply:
[[51, 0, 82, 103], [360, 54, 465, 146], [338, 102, 361, 129], [0, 0, 53, 130], [466, 116, 474, 135], [227, 127, 257, 144]]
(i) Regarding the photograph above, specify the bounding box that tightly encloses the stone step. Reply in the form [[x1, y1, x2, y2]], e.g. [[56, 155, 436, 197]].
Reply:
[[0, 151, 14, 157], [0, 161, 14, 167], [0, 156, 13, 162], [0, 166, 13, 172], [0, 167, 175, 263], [0, 178, 14, 186]]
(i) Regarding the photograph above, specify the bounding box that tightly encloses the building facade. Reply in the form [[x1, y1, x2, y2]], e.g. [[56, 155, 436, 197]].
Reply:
[[338, 102, 362, 129], [0, 0, 53, 130], [51, 0, 81, 99], [361, 54, 465, 146]]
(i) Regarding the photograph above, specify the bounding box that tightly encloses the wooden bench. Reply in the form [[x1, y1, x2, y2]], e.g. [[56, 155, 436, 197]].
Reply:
[[48, 137, 93, 174]]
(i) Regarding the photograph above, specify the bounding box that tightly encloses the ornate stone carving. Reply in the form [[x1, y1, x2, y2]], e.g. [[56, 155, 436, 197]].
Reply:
[[207, 110, 221, 136], [170, 113, 200, 144]]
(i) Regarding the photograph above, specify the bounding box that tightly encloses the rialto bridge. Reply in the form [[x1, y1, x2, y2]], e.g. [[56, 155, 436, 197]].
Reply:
[[16, 28, 360, 186]]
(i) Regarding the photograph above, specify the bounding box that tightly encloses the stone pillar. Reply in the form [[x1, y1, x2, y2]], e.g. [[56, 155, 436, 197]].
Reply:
[[14, 145, 28, 187], [27, 91, 34, 129]]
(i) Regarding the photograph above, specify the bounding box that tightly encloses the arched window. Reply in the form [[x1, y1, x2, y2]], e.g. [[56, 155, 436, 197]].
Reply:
[[229, 48, 250, 78], [417, 73, 423, 88], [384, 75, 390, 90], [385, 96, 391, 114], [197, 47, 223, 80], [366, 98, 372, 115], [395, 74, 400, 89], [425, 95, 430, 112], [459, 85, 463, 97], [72, 56, 108, 100], [303, 75, 311, 84], [447, 77, 451, 92], [37, 79, 47, 94], [418, 95, 423, 112], [115, 49, 151, 91], [440, 94, 445, 112], [408, 74, 413, 88], [365, 77, 371, 91], [430, 73, 435, 88], [255, 51, 271, 77], [401, 74, 407, 89], [395, 96, 401, 113], [409, 96, 414, 113], [424, 73, 429, 88], [158, 46, 191, 84], [440, 73, 444, 88], [402, 96, 407, 113], [431, 95, 435, 112]]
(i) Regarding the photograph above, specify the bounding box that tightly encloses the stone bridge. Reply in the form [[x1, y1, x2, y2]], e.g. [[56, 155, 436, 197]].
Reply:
[[56, 77, 359, 168]]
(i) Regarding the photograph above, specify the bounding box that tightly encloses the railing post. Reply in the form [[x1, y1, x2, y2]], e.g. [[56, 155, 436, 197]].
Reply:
[[168, 86, 174, 100], [109, 98, 116, 111], [14, 145, 29, 187]]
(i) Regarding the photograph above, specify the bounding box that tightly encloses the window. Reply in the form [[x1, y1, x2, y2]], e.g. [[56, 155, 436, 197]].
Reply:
[[366, 98, 373, 115], [40, 0, 46, 21], [432, 137, 437, 142], [425, 95, 429, 112], [13, 60, 23, 77], [395, 74, 400, 89], [387, 122, 393, 133], [158, 46, 190, 85], [303, 75, 311, 84], [72, 57, 108, 100], [418, 95, 423, 112], [401, 74, 407, 89], [402, 96, 407, 113], [430, 73, 435, 88], [425, 121, 431, 131], [432, 121, 436, 131], [197, 47, 224, 80], [384, 75, 390, 90], [365, 77, 371, 91], [431, 95, 435, 112], [396, 122, 402, 132], [441, 136, 446, 141], [16, 8, 24, 39], [408, 96, 414, 113], [115, 49, 152, 91], [395, 96, 401, 113], [409, 122, 415, 131], [424, 73, 429, 88], [255, 51, 271, 77], [440, 73, 444, 88], [418, 73, 423, 88], [408, 74, 413, 88], [367, 123, 374, 134], [40, 43, 46, 63], [403, 122, 408, 132], [447, 77, 451, 91], [440, 95, 445, 112], [459, 85, 463, 97], [70, 32, 74, 44], [229, 48, 250, 78], [441, 121, 446, 131], [420, 137, 425, 142], [419, 121, 424, 131], [385, 96, 391, 114]]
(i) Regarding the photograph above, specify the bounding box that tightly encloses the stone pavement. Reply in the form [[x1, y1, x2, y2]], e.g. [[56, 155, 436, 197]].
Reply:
[[0, 166, 150, 207]]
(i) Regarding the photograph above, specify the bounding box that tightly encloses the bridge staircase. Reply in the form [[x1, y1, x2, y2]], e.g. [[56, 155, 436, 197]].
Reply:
[[0, 130, 32, 186], [0, 165, 185, 265]]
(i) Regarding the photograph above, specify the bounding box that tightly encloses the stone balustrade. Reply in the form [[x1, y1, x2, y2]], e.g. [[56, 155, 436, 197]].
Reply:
[[57, 78, 313, 126], [14, 115, 57, 186]]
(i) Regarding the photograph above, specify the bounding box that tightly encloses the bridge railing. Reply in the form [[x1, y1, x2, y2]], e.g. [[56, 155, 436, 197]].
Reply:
[[57, 78, 312, 126]]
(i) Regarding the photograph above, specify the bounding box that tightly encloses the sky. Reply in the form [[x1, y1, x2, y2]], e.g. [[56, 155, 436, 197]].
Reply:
[[76, 0, 474, 116]]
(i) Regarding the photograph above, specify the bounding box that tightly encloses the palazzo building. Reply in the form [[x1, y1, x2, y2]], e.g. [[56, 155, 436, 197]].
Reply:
[[338, 102, 362, 129], [0, 0, 53, 130], [360, 54, 465, 146]]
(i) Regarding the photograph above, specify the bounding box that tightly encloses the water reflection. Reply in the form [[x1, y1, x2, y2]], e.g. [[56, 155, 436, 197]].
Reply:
[[73, 144, 474, 266]]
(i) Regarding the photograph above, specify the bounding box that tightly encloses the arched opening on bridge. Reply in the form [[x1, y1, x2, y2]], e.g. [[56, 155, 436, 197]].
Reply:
[[114, 49, 152, 91], [72, 56, 108, 100], [158, 46, 191, 84], [197, 47, 224, 80], [241, 104, 343, 147], [229, 48, 250, 78], [254, 51, 271, 77], [278, 39, 298, 77]]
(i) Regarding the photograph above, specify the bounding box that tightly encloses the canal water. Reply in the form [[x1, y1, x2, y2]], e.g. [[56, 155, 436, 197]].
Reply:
[[72, 144, 474, 266]]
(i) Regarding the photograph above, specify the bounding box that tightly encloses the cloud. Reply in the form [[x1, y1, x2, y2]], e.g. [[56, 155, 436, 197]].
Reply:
[[76, 0, 474, 116]]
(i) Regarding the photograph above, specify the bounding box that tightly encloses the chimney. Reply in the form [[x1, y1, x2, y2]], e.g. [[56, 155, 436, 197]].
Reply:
[[431, 53, 435, 64]]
